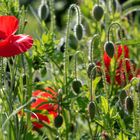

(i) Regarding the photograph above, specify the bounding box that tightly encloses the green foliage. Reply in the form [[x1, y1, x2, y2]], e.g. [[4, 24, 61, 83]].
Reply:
[[0, 0, 140, 139]]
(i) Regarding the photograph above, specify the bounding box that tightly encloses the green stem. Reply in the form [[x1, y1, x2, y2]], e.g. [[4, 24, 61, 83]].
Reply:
[[74, 51, 80, 80], [107, 22, 122, 42], [49, 0, 55, 33], [89, 34, 99, 101], [65, 4, 81, 96], [87, 117, 93, 139]]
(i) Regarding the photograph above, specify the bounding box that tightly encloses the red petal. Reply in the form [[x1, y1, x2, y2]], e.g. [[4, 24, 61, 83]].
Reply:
[[0, 16, 18, 39], [0, 34, 33, 57], [32, 122, 43, 129], [117, 45, 129, 59], [31, 113, 50, 124], [104, 52, 111, 70]]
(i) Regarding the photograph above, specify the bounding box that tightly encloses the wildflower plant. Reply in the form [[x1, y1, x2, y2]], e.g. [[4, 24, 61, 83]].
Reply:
[[0, 0, 140, 140]]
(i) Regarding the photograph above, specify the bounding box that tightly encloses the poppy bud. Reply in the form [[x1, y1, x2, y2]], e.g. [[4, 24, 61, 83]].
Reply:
[[88, 101, 96, 119], [72, 79, 82, 94], [74, 24, 84, 40], [38, 1, 49, 20], [92, 5, 104, 21], [112, 0, 117, 13], [125, 96, 134, 114], [60, 43, 65, 53], [54, 115, 63, 128], [119, 90, 127, 106], [69, 34, 78, 50], [31, 97, 37, 103], [87, 63, 96, 79], [34, 77, 40, 82], [104, 41, 115, 58]]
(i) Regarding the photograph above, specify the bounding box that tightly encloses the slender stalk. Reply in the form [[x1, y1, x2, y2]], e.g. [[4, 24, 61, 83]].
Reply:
[[49, 0, 56, 33], [89, 34, 99, 101], [107, 22, 122, 42], [87, 117, 93, 139], [65, 4, 81, 96]]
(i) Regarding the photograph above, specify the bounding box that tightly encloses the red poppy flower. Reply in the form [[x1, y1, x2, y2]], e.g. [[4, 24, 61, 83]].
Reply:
[[0, 16, 33, 57], [102, 45, 136, 85], [31, 87, 58, 129]]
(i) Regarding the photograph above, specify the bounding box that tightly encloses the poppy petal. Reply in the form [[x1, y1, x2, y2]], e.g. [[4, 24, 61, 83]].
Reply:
[[0, 16, 18, 39], [117, 45, 129, 59], [104, 52, 111, 70], [0, 34, 33, 57]]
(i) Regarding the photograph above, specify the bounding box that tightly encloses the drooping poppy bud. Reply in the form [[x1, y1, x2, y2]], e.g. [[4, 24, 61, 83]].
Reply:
[[92, 5, 104, 21], [54, 115, 63, 128], [104, 41, 115, 58], [119, 90, 127, 106], [69, 34, 78, 50], [87, 63, 96, 80], [38, 0, 49, 20], [74, 24, 84, 40], [72, 79, 82, 94], [125, 96, 134, 114], [88, 101, 96, 119]]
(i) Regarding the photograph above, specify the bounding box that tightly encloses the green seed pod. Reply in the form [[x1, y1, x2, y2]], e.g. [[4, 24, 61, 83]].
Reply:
[[119, 90, 127, 105], [125, 96, 134, 114], [54, 115, 63, 128], [104, 41, 115, 58], [92, 5, 104, 21], [69, 34, 78, 50], [87, 63, 96, 79], [38, 1, 49, 20], [72, 79, 82, 94], [74, 24, 84, 40], [88, 101, 96, 119]]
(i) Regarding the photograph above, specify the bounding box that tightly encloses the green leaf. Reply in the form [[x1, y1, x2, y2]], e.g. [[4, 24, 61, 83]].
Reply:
[[116, 39, 140, 45], [122, 0, 140, 16], [110, 107, 117, 118], [116, 132, 128, 140], [93, 76, 101, 93], [100, 96, 109, 114]]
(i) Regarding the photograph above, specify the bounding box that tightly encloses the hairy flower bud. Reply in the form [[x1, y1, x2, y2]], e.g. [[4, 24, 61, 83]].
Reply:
[[54, 115, 63, 128], [88, 101, 96, 119], [119, 90, 127, 106], [74, 24, 84, 40], [72, 79, 82, 94], [125, 96, 134, 114], [69, 34, 78, 50], [104, 41, 115, 58], [38, 1, 49, 20], [92, 5, 104, 21], [87, 63, 96, 79]]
